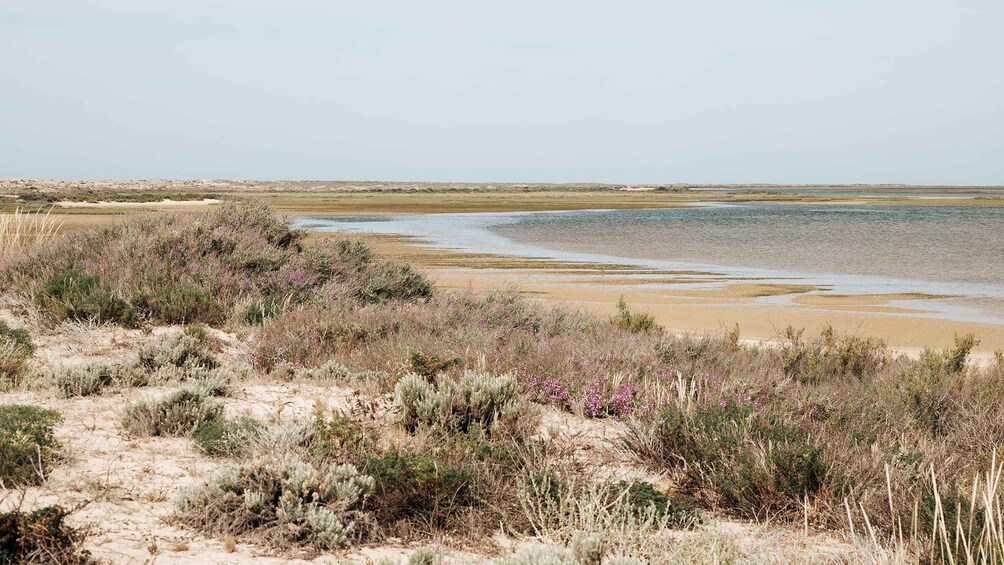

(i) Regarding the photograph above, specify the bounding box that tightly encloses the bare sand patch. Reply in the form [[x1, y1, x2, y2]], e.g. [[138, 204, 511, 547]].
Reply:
[[57, 198, 221, 209]]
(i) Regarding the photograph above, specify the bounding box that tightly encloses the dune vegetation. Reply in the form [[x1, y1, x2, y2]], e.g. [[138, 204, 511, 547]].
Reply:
[[2, 202, 1003, 563]]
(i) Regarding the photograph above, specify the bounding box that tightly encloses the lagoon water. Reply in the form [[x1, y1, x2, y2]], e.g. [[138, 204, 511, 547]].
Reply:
[[298, 201, 1004, 324]]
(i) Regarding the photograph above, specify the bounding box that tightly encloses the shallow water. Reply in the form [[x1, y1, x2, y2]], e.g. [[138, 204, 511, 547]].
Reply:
[[297, 201, 1004, 325]]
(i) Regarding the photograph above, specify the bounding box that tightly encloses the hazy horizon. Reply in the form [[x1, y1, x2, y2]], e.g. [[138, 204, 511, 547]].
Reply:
[[3, 1, 1003, 184]]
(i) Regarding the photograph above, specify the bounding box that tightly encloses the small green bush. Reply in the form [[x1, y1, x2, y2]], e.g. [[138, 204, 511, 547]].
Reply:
[[364, 449, 471, 525], [0, 321, 35, 385], [781, 325, 885, 384], [192, 416, 264, 457], [647, 403, 827, 517], [0, 506, 93, 564], [409, 350, 460, 379], [121, 389, 223, 437], [35, 269, 137, 327], [175, 455, 374, 550], [618, 481, 698, 528], [242, 298, 283, 325], [610, 297, 661, 333], [133, 284, 224, 325], [361, 261, 432, 303], [0, 404, 62, 487], [308, 414, 373, 462], [394, 371, 526, 437], [0, 320, 33, 356]]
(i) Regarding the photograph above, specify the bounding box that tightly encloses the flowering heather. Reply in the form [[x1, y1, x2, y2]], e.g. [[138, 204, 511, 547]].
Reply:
[[0, 203, 430, 325]]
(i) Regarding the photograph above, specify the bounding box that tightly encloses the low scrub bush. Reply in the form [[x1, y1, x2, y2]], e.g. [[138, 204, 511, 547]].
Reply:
[[138, 325, 218, 372], [394, 371, 529, 438], [307, 414, 374, 463], [780, 325, 886, 384], [133, 284, 224, 325], [52, 363, 147, 397], [175, 455, 374, 550], [35, 269, 137, 327], [0, 505, 93, 564], [408, 350, 460, 379], [610, 296, 661, 334], [0, 404, 62, 487], [192, 416, 264, 457], [121, 389, 223, 438], [0, 320, 34, 385], [631, 402, 827, 517], [364, 449, 472, 528]]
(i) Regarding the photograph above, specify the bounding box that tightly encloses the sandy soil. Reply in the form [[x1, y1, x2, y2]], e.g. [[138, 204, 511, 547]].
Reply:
[[57, 199, 221, 209], [1, 324, 860, 564]]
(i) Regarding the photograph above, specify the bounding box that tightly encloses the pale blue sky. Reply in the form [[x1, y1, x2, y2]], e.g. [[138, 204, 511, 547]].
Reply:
[[2, 1, 1002, 183]]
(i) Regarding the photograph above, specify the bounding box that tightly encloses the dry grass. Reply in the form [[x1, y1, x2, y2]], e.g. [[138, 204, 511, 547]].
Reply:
[[0, 207, 63, 259]]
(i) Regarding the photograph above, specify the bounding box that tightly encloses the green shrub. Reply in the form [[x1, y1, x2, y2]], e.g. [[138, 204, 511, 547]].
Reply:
[[35, 269, 137, 327], [0, 321, 35, 385], [364, 449, 471, 525], [0, 506, 93, 564], [133, 284, 224, 325], [175, 455, 373, 550], [394, 371, 526, 437], [121, 389, 223, 437], [0, 320, 33, 356], [0, 404, 62, 487], [308, 414, 373, 463], [192, 416, 264, 457], [781, 325, 885, 384], [361, 261, 432, 303], [645, 403, 827, 517], [409, 350, 460, 379], [242, 298, 283, 325], [619, 481, 698, 528], [610, 296, 660, 333]]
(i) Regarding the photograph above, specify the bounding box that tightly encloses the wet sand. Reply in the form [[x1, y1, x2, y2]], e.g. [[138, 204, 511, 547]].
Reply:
[[354, 233, 1004, 357]]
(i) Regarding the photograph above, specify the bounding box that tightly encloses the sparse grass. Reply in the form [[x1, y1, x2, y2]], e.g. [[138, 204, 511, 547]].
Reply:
[[0, 405, 62, 487]]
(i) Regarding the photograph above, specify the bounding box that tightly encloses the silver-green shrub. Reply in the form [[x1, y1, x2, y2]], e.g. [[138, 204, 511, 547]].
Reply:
[[176, 455, 374, 550]]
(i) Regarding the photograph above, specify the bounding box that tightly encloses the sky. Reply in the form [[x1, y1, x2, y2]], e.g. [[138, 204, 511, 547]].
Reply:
[[2, 1, 1003, 184]]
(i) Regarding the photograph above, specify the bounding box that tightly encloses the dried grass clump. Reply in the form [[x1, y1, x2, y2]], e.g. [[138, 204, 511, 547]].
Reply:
[[0, 207, 62, 260], [394, 371, 529, 437], [121, 389, 223, 438], [0, 404, 62, 487], [175, 455, 374, 550], [517, 478, 683, 561], [51, 363, 148, 397], [0, 505, 93, 564]]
